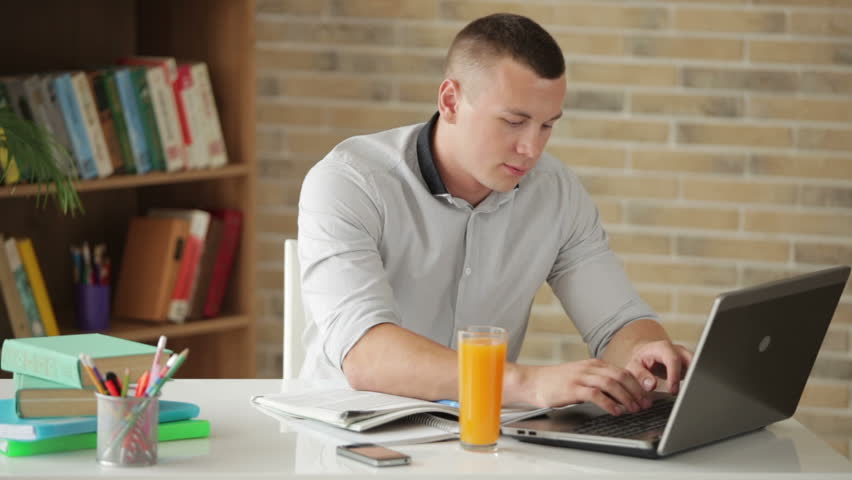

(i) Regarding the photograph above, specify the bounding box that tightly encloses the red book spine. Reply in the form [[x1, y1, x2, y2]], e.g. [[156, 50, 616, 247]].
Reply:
[[203, 209, 242, 318], [174, 65, 194, 145]]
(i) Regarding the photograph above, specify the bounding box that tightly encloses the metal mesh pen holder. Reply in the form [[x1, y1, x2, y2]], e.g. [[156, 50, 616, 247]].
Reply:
[[96, 393, 159, 467]]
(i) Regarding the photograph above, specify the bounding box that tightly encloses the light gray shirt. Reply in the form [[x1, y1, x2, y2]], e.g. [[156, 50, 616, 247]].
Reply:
[[297, 113, 657, 383]]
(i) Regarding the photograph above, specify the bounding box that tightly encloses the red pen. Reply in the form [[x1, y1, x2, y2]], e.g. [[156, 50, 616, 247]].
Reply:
[[134, 370, 150, 397], [104, 372, 120, 397]]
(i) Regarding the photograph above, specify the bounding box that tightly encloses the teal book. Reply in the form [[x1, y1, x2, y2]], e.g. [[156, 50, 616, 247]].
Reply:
[[0, 334, 170, 389], [3, 238, 45, 337], [130, 68, 165, 171], [0, 418, 210, 457], [0, 398, 200, 441]]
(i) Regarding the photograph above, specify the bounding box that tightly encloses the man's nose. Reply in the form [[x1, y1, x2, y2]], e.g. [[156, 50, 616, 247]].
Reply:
[[516, 129, 544, 160]]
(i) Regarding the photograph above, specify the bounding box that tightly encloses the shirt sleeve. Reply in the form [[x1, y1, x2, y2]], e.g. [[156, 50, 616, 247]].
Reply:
[[547, 170, 658, 359], [297, 156, 400, 371]]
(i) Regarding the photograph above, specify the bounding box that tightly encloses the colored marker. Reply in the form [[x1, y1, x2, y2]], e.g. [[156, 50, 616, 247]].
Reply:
[[150, 336, 167, 384], [134, 370, 150, 398], [145, 348, 189, 397], [104, 372, 120, 396]]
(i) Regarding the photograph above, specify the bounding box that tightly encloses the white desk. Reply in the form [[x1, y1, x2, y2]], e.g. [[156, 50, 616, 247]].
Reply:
[[1, 379, 851, 479]]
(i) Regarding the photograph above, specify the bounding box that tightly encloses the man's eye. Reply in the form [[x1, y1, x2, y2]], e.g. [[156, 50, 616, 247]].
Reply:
[[504, 119, 524, 126], [543, 124, 553, 130]]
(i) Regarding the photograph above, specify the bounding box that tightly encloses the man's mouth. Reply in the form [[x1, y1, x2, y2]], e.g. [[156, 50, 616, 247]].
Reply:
[[503, 164, 528, 177]]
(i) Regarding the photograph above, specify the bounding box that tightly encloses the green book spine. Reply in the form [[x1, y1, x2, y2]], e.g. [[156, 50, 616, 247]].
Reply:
[[103, 71, 135, 174], [0, 419, 210, 457], [130, 68, 165, 171]]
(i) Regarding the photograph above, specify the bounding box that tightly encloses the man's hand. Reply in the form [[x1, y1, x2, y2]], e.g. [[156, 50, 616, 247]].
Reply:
[[505, 359, 653, 416], [625, 340, 693, 395]]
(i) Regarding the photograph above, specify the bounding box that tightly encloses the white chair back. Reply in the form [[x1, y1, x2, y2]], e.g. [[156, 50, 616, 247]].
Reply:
[[283, 239, 306, 380]]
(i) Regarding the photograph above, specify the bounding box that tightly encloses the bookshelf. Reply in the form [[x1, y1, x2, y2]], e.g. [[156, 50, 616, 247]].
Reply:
[[0, 0, 257, 378]]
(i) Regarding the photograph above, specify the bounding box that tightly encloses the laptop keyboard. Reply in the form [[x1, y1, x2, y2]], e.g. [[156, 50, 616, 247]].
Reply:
[[573, 397, 675, 438]]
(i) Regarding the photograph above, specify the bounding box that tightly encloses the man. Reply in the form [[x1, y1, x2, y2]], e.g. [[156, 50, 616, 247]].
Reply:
[[297, 13, 692, 416]]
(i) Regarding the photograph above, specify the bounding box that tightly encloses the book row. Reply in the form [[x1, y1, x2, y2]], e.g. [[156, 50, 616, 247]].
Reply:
[[1, 56, 228, 184], [115, 208, 243, 323]]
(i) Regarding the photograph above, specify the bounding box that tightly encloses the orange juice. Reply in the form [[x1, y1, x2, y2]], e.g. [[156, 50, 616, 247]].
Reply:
[[458, 328, 507, 451]]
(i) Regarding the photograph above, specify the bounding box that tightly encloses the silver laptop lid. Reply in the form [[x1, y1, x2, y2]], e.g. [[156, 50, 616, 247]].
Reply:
[[658, 266, 850, 456]]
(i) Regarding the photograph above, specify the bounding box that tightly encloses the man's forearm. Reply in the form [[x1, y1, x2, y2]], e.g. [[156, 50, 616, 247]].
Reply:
[[342, 323, 459, 400], [601, 318, 670, 368]]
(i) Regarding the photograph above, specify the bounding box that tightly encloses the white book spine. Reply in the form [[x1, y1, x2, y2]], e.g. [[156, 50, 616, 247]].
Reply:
[[70, 72, 113, 178], [192, 63, 228, 168], [183, 68, 208, 170], [146, 67, 186, 172]]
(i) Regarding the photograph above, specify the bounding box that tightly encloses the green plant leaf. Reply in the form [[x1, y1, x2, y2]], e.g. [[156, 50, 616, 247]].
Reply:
[[0, 109, 83, 215]]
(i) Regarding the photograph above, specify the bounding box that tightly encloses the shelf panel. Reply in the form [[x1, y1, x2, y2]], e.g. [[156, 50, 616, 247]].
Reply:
[[0, 164, 250, 199], [68, 314, 251, 343]]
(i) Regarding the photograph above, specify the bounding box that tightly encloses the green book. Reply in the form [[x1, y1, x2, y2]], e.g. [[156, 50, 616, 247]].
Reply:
[[130, 68, 165, 171], [103, 70, 135, 174], [0, 418, 210, 457], [0, 334, 170, 389]]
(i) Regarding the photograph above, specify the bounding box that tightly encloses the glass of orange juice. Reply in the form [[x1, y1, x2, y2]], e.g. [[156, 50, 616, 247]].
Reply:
[[458, 325, 507, 453]]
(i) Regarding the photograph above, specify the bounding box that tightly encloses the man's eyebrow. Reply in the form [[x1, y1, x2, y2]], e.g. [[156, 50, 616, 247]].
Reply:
[[503, 109, 563, 122]]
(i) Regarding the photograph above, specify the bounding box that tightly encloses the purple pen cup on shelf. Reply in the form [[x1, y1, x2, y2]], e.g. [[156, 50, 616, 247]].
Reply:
[[76, 284, 111, 331]]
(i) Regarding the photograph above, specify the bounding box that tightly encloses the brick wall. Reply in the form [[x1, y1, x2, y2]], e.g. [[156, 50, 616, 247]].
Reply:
[[254, 0, 852, 457]]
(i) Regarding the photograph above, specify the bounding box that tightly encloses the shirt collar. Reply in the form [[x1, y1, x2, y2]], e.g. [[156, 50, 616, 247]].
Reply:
[[416, 111, 520, 205], [416, 112, 449, 196]]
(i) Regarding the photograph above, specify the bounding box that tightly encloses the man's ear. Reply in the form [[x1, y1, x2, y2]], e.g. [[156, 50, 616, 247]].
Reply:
[[437, 79, 461, 124]]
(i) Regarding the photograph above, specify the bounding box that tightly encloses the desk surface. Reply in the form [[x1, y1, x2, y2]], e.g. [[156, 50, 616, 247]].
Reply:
[[1, 379, 851, 479]]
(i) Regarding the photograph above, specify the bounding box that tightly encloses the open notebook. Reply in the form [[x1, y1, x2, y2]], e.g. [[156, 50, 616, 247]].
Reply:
[[250, 385, 550, 445]]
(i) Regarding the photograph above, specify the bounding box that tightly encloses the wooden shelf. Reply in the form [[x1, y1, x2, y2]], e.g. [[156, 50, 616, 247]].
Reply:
[[68, 315, 251, 342], [0, 0, 258, 379], [0, 164, 250, 199]]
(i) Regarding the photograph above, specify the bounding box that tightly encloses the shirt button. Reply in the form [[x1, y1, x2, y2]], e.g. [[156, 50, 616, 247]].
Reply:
[[464, 267, 472, 276]]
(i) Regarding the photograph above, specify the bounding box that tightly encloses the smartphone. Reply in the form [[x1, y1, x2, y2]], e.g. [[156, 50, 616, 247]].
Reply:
[[336, 443, 411, 467]]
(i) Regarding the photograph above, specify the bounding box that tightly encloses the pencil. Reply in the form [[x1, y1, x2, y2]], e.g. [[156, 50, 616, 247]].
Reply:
[[78, 354, 107, 395], [120, 368, 130, 397]]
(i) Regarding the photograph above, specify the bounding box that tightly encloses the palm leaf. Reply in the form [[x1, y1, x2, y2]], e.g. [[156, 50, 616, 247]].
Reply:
[[0, 109, 83, 215]]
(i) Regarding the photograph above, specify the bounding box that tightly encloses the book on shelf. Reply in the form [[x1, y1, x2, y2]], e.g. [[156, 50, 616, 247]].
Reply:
[[0, 418, 210, 457], [87, 71, 126, 174], [52, 73, 99, 180], [250, 385, 550, 436], [188, 215, 223, 319], [0, 84, 21, 186], [70, 71, 113, 178], [113, 216, 188, 322], [121, 56, 186, 172], [15, 238, 59, 336], [189, 62, 228, 168], [175, 62, 208, 169], [3, 238, 45, 337], [0, 234, 30, 338], [203, 209, 243, 318], [22, 75, 76, 177], [13, 373, 94, 418], [128, 67, 166, 171], [148, 209, 211, 323], [0, 333, 170, 389], [114, 67, 152, 174], [0, 397, 199, 441]]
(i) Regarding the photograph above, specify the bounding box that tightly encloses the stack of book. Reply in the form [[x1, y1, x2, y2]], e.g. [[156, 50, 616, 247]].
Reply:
[[0, 333, 209, 456], [0, 234, 59, 339], [0, 56, 227, 185], [114, 208, 242, 323]]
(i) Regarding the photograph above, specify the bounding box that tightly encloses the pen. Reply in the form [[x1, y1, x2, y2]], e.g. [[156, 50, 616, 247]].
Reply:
[[104, 372, 120, 397], [134, 370, 150, 398], [120, 368, 130, 397], [145, 348, 189, 397], [150, 335, 167, 384], [78, 354, 107, 395], [84, 355, 109, 393]]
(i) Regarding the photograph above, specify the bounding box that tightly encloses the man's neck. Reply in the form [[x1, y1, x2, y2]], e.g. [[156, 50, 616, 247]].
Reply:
[[432, 118, 491, 206]]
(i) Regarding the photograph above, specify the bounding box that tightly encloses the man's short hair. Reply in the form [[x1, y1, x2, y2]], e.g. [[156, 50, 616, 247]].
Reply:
[[445, 13, 565, 80]]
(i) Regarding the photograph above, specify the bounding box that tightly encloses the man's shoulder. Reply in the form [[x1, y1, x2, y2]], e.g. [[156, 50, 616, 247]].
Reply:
[[319, 122, 424, 175]]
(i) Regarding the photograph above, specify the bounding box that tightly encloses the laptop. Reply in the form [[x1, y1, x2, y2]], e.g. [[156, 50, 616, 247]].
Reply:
[[503, 265, 851, 459]]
